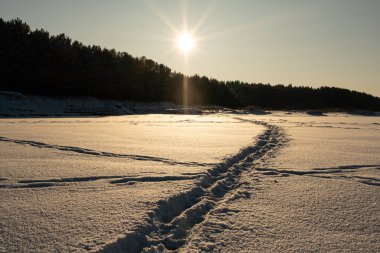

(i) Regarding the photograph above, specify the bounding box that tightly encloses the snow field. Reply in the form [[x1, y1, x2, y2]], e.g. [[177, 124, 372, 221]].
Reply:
[[0, 113, 379, 252], [0, 114, 264, 252]]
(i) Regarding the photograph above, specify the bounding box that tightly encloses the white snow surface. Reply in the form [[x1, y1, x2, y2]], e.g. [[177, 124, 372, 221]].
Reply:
[[183, 113, 380, 253], [0, 110, 379, 252], [0, 114, 264, 252]]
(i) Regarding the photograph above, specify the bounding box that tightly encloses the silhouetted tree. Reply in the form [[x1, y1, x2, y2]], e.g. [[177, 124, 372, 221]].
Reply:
[[1, 18, 379, 111]]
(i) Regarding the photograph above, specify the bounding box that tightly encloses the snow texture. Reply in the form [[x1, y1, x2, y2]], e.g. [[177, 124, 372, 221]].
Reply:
[[182, 114, 380, 253], [0, 102, 379, 252]]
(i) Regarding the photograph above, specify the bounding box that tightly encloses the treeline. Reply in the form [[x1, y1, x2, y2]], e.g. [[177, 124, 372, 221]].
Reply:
[[1, 18, 379, 110]]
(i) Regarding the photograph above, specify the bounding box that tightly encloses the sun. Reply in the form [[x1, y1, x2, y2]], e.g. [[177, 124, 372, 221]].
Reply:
[[177, 33, 195, 54]]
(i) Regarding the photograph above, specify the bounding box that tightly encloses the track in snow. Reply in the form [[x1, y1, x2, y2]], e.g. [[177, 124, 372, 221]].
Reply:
[[0, 136, 213, 167], [256, 165, 380, 187], [98, 119, 288, 253], [0, 175, 201, 189]]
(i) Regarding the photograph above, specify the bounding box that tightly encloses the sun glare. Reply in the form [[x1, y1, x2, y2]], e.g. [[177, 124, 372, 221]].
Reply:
[[177, 33, 195, 54]]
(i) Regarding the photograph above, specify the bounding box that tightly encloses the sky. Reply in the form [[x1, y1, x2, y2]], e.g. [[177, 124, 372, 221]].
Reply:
[[1, 0, 379, 97]]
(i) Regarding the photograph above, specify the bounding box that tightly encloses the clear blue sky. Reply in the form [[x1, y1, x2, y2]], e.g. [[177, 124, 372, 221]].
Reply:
[[1, 0, 379, 96]]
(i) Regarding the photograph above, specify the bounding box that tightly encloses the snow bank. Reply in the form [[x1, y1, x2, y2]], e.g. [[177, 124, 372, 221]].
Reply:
[[0, 91, 179, 116]]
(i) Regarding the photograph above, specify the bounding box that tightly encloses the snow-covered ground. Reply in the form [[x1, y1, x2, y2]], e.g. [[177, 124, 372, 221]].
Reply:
[[0, 112, 379, 252], [183, 113, 380, 252], [0, 114, 264, 252]]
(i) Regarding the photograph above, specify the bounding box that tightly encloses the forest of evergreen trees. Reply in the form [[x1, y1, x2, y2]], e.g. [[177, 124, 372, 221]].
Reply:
[[1, 18, 379, 111]]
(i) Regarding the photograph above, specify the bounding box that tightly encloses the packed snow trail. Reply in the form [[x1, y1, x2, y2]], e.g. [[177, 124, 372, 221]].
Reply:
[[98, 119, 288, 253]]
